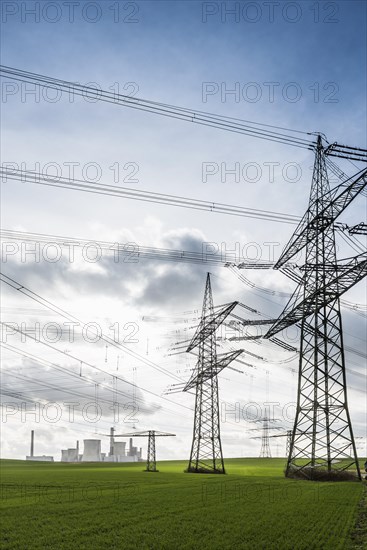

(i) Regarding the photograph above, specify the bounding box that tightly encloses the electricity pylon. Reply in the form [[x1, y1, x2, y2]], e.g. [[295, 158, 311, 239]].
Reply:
[[184, 273, 243, 473], [286, 430, 292, 457], [266, 136, 366, 480], [259, 417, 272, 458], [107, 430, 175, 472], [253, 430, 294, 458], [146, 430, 157, 472], [249, 417, 282, 458]]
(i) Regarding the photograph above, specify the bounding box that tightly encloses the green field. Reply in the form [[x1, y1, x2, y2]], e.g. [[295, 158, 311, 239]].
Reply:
[[1, 458, 366, 549]]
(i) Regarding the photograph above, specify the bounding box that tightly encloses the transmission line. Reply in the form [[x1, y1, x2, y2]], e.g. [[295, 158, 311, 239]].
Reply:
[[0, 65, 315, 151], [1, 168, 301, 224]]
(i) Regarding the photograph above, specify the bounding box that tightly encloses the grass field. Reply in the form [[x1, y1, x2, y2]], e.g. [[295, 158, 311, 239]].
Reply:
[[1, 458, 366, 549]]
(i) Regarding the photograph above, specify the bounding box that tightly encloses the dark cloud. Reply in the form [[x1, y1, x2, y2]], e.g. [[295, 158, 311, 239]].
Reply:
[[1, 226, 225, 310], [1, 356, 158, 421]]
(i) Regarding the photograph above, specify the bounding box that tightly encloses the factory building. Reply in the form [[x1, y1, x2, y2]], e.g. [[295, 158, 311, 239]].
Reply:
[[103, 432, 143, 462], [61, 441, 80, 462], [114, 441, 126, 459], [26, 430, 54, 462], [61, 449, 69, 462]]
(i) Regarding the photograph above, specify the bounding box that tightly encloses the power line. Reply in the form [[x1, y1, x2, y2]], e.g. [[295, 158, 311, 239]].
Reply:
[[1, 168, 302, 224], [0, 65, 316, 151], [0, 228, 283, 268], [0, 272, 184, 383], [1, 342, 194, 420]]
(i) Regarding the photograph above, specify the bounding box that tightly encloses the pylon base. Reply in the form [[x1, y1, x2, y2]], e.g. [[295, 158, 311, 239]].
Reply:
[[185, 466, 226, 474], [286, 465, 360, 482]]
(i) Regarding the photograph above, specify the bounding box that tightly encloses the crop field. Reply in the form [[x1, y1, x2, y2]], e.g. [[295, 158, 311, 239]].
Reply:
[[1, 458, 366, 550]]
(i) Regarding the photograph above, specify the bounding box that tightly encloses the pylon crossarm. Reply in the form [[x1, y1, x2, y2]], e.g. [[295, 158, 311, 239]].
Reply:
[[186, 301, 238, 352], [324, 142, 367, 162], [113, 431, 176, 437], [228, 316, 277, 326], [274, 167, 367, 268], [348, 222, 367, 235], [265, 253, 367, 338], [183, 349, 243, 391]]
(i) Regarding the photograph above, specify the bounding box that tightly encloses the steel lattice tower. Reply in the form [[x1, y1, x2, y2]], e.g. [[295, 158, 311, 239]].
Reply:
[[285, 137, 361, 480], [259, 417, 272, 458], [187, 274, 225, 473], [286, 430, 292, 458], [104, 430, 175, 472], [146, 430, 157, 472]]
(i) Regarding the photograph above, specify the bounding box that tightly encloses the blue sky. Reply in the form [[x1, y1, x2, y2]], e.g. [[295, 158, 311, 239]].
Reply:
[[1, 1, 366, 460]]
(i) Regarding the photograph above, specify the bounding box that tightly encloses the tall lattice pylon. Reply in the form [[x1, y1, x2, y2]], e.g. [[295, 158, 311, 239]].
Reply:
[[285, 137, 361, 480], [185, 274, 243, 473], [187, 274, 224, 473]]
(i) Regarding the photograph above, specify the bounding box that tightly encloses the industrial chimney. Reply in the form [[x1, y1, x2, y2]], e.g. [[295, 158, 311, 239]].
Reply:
[[110, 427, 115, 457], [30, 430, 34, 457]]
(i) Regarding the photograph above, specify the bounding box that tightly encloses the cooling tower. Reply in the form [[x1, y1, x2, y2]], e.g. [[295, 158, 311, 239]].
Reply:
[[82, 439, 101, 462], [67, 448, 78, 462], [114, 442, 126, 458], [61, 449, 69, 462]]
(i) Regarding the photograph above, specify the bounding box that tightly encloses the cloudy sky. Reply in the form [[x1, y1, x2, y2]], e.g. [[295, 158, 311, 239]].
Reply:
[[1, 0, 366, 461]]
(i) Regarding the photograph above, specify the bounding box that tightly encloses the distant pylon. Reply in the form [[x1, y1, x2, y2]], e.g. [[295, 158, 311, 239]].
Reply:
[[146, 430, 157, 472], [259, 417, 272, 458], [105, 430, 175, 472]]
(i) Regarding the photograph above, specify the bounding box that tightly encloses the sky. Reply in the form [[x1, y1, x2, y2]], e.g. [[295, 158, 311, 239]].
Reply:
[[0, 0, 366, 462]]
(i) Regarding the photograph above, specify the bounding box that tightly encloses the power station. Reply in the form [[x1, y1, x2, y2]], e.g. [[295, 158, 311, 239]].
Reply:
[[60, 433, 144, 463], [25, 430, 145, 463]]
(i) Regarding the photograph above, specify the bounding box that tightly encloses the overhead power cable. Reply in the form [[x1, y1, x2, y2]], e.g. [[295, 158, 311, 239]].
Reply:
[[0, 272, 184, 383], [228, 264, 366, 314], [1, 342, 194, 418], [2, 66, 366, 161], [0, 65, 316, 151], [0, 228, 284, 267], [1, 168, 302, 224]]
